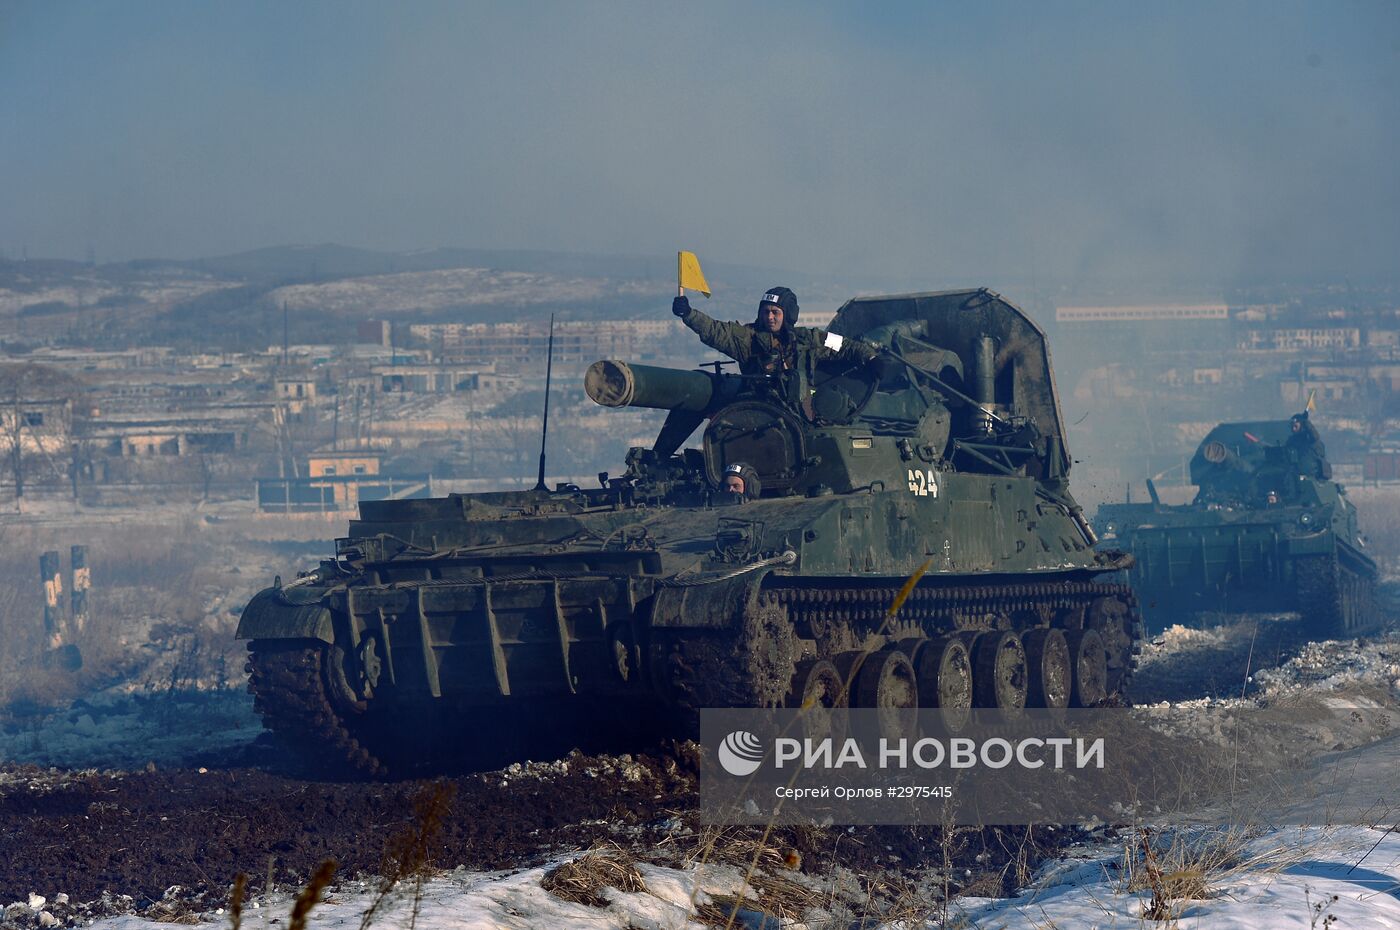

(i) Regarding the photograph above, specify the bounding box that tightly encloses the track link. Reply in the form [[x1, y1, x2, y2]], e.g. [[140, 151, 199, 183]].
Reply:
[[657, 577, 1143, 718], [245, 642, 387, 777], [1296, 552, 1383, 638]]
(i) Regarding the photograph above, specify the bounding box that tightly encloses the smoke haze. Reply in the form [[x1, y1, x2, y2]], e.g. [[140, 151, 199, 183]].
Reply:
[[2, 1, 1398, 289]]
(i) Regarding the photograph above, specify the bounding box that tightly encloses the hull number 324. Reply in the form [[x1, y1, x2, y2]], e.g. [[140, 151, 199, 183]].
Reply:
[[907, 468, 939, 498]]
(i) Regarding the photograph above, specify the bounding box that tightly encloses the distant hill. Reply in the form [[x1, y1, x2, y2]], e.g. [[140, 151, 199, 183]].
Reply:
[[173, 243, 819, 290], [0, 243, 938, 352]]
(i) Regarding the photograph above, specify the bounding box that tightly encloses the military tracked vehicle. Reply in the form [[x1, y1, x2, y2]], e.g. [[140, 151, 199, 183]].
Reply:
[[238, 289, 1142, 775], [1096, 419, 1379, 634]]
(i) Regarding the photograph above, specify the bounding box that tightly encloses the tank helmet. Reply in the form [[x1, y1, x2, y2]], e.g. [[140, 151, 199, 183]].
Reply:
[[758, 287, 799, 328], [723, 462, 762, 498]]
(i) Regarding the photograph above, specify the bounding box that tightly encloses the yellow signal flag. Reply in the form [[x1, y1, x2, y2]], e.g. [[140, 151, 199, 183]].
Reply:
[[677, 251, 711, 297], [1306, 388, 1317, 413]]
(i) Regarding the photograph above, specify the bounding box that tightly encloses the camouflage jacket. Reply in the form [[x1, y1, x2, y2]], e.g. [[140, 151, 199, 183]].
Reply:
[[679, 306, 876, 376], [1286, 429, 1332, 480]]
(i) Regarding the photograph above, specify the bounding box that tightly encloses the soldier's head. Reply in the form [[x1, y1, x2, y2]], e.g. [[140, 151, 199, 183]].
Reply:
[[1266, 489, 1280, 505], [723, 462, 761, 499], [1291, 412, 1307, 433], [757, 287, 798, 334]]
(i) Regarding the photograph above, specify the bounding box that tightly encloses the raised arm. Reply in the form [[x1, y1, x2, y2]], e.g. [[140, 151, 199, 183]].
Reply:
[[672, 296, 756, 365]]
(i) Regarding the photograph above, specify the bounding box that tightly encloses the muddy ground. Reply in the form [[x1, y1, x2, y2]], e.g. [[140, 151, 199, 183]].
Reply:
[[0, 745, 1078, 921], [0, 510, 1394, 924], [3, 618, 1396, 922]]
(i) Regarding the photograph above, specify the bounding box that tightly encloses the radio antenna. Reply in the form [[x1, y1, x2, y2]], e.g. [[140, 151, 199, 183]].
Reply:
[[534, 313, 556, 492]]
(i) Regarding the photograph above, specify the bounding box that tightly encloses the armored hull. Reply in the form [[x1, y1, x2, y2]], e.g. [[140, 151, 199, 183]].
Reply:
[[239, 289, 1142, 775], [1097, 420, 1379, 634]]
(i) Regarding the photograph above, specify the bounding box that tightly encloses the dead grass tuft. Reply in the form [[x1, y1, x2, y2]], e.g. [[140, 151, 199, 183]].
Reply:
[[141, 905, 201, 925], [744, 870, 823, 923], [227, 872, 247, 930], [854, 873, 941, 927], [381, 781, 456, 882], [540, 843, 647, 908], [358, 781, 456, 930], [1122, 826, 1305, 921], [288, 860, 337, 930], [694, 893, 776, 929], [684, 826, 789, 872]]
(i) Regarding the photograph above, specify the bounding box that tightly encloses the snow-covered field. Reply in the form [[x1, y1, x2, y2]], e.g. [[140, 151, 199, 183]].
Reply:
[[958, 826, 1400, 930], [86, 861, 767, 930], [3, 825, 1382, 930]]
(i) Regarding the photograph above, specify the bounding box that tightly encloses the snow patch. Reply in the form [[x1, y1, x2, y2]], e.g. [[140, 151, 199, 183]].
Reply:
[[957, 826, 1400, 930]]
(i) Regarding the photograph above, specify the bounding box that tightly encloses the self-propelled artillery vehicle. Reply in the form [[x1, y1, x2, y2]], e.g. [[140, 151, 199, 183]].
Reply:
[[1096, 419, 1379, 634], [238, 289, 1142, 775]]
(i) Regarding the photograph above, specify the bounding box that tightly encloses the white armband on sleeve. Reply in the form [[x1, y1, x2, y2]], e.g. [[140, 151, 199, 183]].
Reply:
[[823, 331, 844, 351]]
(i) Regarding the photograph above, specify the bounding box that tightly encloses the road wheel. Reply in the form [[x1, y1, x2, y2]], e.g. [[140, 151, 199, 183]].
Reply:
[[916, 635, 973, 710], [786, 658, 847, 745], [1023, 628, 1070, 709], [854, 647, 918, 710], [972, 631, 1028, 709], [1066, 629, 1107, 707], [853, 647, 918, 743]]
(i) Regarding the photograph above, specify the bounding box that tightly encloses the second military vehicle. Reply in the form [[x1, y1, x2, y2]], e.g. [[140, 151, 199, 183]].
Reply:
[[1096, 417, 1379, 634], [238, 289, 1142, 774]]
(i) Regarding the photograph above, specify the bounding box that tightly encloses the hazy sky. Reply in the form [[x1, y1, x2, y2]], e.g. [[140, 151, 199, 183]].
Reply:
[[2, 1, 1398, 288]]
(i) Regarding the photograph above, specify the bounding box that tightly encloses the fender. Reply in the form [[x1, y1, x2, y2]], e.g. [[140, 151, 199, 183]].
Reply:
[[235, 587, 335, 643], [648, 571, 767, 630]]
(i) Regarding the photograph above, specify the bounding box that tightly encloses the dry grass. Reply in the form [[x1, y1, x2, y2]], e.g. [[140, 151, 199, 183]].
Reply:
[[227, 873, 247, 930], [357, 781, 456, 930], [1306, 886, 1341, 929], [140, 904, 201, 925], [288, 861, 337, 930], [694, 894, 771, 929], [1120, 826, 1305, 921], [851, 873, 940, 924], [744, 870, 823, 923], [682, 826, 924, 928], [540, 843, 647, 908], [684, 828, 789, 873], [682, 826, 821, 920], [0, 521, 241, 709]]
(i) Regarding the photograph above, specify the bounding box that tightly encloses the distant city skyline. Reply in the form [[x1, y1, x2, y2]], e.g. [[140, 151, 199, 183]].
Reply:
[[3, 1, 1399, 289]]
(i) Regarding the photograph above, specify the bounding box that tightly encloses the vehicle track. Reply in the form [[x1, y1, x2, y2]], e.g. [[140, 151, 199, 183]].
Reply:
[[249, 578, 1143, 776]]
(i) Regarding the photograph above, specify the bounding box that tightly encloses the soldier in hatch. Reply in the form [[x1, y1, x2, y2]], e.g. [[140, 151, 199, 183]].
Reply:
[[672, 287, 893, 417], [1286, 411, 1332, 480], [672, 287, 882, 376], [722, 462, 762, 501]]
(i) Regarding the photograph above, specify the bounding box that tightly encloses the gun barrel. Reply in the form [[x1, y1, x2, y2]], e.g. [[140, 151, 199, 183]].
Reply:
[[1201, 440, 1253, 473], [585, 360, 716, 412]]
